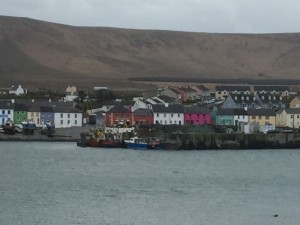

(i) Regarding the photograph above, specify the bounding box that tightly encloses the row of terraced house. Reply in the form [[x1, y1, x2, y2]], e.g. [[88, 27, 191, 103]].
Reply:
[[0, 100, 82, 128]]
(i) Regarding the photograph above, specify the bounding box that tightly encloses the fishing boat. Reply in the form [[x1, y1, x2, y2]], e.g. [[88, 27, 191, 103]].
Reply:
[[124, 137, 161, 150], [78, 130, 125, 148], [21, 120, 37, 135], [1, 119, 16, 135]]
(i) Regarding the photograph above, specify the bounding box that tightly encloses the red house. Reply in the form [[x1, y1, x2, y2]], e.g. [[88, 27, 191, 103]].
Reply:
[[133, 109, 154, 126], [105, 105, 133, 127]]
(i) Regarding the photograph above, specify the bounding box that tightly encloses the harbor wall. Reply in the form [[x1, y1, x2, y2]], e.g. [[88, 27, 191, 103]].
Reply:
[[171, 133, 300, 150]]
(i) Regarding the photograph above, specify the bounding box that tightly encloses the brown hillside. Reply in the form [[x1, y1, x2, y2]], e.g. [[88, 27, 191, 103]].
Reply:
[[0, 15, 300, 90]]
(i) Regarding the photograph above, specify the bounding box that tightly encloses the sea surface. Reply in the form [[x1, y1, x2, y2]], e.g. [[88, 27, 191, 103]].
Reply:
[[0, 142, 300, 225]]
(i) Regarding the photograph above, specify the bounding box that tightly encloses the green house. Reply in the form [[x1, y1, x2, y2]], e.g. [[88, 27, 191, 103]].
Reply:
[[14, 103, 29, 124], [216, 108, 234, 126]]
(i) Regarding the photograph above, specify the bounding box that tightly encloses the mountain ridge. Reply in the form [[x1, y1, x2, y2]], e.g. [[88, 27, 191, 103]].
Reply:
[[1, 15, 300, 90]]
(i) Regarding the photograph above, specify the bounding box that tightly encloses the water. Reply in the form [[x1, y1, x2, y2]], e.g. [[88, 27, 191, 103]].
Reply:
[[0, 142, 300, 225]]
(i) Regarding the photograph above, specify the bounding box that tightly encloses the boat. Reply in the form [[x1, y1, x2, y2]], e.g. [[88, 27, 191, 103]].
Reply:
[[124, 137, 161, 150], [78, 130, 125, 148], [21, 120, 37, 135], [1, 119, 16, 135]]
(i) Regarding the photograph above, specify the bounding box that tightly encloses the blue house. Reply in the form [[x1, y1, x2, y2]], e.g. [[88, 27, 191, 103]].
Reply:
[[40, 106, 54, 126]]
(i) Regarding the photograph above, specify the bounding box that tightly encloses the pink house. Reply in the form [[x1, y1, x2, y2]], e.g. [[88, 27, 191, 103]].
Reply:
[[184, 106, 211, 125]]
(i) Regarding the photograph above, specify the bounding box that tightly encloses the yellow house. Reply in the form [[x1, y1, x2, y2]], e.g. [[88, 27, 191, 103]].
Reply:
[[28, 103, 41, 126], [247, 108, 276, 126]]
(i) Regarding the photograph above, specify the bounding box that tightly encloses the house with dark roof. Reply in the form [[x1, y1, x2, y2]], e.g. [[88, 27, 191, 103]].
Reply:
[[13, 103, 29, 125], [255, 93, 285, 109], [276, 108, 300, 128], [53, 104, 83, 128], [216, 108, 249, 126], [105, 104, 133, 127], [215, 85, 251, 100], [160, 87, 183, 101], [40, 106, 54, 126], [247, 108, 276, 126], [184, 106, 211, 125], [0, 100, 14, 126], [189, 84, 210, 98], [254, 86, 290, 96], [222, 94, 260, 109], [133, 108, 153, 126], [152, 104, 184, 125]]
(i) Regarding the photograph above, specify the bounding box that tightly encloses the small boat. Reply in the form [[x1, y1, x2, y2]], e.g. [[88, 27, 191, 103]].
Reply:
[[21, 120, 37, 135], [1, 119, 16, 135], [124, 137, 161, 150]]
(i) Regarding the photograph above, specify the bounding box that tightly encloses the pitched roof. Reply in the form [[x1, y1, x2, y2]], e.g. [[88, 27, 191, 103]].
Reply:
[[133, 108, 153, 116], [254, 86, 289, 92], [184, 106, 210, 114], [108, 104, 131, 113], [215, 85, 250, 92], [247, 108, 276, 116], [283, 108, 300, 114], [218, 108, 248, 116], [193, 84, 209, 91], [229, 94, 257, 104], [14, 103, 29, 111], [152, 104, 184, 113], [40, 106, 53, 112], [0, 100, 14, 109], [256, 93, 282, 103]]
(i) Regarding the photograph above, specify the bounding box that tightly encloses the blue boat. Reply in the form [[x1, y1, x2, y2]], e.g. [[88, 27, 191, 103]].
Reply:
[[124, 137, 161, 150]]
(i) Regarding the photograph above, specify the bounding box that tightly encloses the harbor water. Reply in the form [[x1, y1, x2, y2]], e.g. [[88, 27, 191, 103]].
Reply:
[[0, 142, 300, 225]]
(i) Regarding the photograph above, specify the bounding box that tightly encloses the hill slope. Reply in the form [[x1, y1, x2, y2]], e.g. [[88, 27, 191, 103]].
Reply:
[[1, 15, 300, 89]]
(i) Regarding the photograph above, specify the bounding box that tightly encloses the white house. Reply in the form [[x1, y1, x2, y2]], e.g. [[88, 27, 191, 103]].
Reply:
[[53, 105, 83, 128], [152, 104, 184, 125], [0, 100, 14, 126], [9, 85, 27, 95], [276, 108, 300, 129]]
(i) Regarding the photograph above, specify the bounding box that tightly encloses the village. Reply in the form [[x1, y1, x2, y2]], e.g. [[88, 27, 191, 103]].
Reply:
[[1, 83, 300, 138]]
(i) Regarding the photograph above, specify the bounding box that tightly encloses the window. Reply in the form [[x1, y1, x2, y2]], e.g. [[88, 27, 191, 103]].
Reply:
[[31, 112, 34, 117], [178, 114, 180, 117], [60, 113, 63, 118], [164, 113, 166, 117], [8, 110, 10, 115], [297, 115, 299, 119], [171, 114, 173, 117], [259, 116, 262, 119], [68, 120, 70, 124], [75, 120, 77, 125], [75, 114, 77, 118], [157, 113, 159, 117], [68, 114, 70, 118], [2, 110, 5, 114], [291, 115, 294, 118], [252, 116, 255, 119], [60, 120, 63, 125], [266, 116, 269, 120]]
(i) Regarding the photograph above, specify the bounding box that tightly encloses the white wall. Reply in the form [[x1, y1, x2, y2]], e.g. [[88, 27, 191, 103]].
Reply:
[[0, 109, 14, 125], [153, 112, 184, 125], [54, 112, 82, 128]]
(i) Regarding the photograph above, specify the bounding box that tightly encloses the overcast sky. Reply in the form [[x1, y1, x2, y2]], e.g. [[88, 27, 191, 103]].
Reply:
[[1, 0, 300, 33]]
